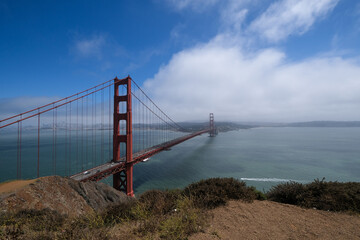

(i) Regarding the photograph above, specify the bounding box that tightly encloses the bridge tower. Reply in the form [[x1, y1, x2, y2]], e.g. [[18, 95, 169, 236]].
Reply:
[[113, 76, 134, 197], [209, 113, 216, 137]]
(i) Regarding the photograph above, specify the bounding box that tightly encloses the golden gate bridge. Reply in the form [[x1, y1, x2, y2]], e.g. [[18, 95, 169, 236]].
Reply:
[[0, 76, 216, 196]]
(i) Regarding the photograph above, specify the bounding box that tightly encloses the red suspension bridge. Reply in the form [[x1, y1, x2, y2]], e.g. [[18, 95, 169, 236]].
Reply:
[[0, 76, 216, 196]]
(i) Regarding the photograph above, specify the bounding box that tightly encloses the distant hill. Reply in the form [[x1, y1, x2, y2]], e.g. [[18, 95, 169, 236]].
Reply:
[[284, 121, 360, 127], [179, 121, 253, 132], [178, 121, 360, 132]]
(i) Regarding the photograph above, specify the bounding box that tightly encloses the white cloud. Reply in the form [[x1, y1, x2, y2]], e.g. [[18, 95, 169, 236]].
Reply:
[[141, 0, 356, 122], [0, 96, 59, 120], [144, 39, 360, 122], [164, 0, 339, 43], [74, 34, 106, 59], [221, 6, 248, 32], [170, 24, 185, 40], [248, 0, 339, 42], [165, 0, 219, 11]]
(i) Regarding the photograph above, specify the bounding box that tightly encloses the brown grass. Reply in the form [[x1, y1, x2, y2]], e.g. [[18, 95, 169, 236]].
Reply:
[[0, 179, 37, 194], [1, 178, 359, 239]]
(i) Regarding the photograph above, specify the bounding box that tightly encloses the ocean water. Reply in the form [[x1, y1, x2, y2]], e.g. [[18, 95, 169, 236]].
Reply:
[[132, 127, 360, 194], [1, 127, 360, 194]]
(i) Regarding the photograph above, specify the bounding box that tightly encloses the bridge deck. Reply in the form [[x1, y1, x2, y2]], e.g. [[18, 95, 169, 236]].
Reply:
[[70, 129, 209, 182]]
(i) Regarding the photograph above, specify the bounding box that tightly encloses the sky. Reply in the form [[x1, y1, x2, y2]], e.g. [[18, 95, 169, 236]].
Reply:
[[1, 0, 360, 122]]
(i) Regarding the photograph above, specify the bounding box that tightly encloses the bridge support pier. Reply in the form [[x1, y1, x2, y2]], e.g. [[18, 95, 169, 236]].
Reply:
[[113, 76, 134, 197]]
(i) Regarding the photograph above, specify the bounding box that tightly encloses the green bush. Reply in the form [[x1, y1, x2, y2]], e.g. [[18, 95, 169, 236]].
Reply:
[[14, 209, 65, 232], [267, 182, 305, 205], [301, 179, 360, 212], [101, 200, 138, 225], [183, 178, 257, 209], [251, 187, 267, 200], [159, 197, 206, 240], [139, 189, 182, 215], [0, 209, 66, 239], [267, 179, 360, 213]]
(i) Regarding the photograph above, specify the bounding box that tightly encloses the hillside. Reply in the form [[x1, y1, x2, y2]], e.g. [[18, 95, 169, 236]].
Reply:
[[0, 177, 359, 239], [285, 121, 360, 127], [190, 200, 360, 240], [0, 176, 130, 217]]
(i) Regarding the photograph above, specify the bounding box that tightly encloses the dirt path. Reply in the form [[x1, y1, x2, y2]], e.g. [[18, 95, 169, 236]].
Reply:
[[190, 200, 360, 240]]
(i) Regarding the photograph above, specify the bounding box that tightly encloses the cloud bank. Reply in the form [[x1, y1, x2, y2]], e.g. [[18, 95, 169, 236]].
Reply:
[[144, 0, 360, 122]]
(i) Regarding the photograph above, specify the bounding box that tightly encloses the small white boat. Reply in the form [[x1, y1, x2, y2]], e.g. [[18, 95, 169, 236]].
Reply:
[[142, 158, 150, 162]]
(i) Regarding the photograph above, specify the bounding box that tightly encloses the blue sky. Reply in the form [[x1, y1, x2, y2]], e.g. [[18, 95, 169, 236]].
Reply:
[[1, 0, 360, 122]]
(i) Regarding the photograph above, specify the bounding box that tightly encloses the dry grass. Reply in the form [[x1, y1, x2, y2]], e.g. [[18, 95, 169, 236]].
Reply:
[[1, 178, 359, 239], [0, 179, 37, 194]]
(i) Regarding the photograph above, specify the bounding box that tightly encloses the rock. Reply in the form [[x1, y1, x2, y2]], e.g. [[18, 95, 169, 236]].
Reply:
[[0, 176, 131, 217]]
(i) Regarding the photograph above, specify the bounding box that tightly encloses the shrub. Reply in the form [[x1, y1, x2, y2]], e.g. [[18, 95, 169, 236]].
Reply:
[[159, 197, 206, 240], [139, 189, 182, 215], [267, 182, 305, 205], [183, 178, 257, 209], [0, 209, 66, 239], [101, 200, 138, 225], [250, 187, 267, 200], [267, 179, 360, 213], [301, 179, 360, 212], [14, 208, 65, 231]]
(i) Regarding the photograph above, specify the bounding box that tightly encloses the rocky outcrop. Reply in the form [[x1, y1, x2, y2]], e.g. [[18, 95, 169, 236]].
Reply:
[[0, 176, 131, 217]]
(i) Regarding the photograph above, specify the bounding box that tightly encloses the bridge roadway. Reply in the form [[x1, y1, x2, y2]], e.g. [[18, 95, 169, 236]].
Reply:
[[71, 129, 210, 182]]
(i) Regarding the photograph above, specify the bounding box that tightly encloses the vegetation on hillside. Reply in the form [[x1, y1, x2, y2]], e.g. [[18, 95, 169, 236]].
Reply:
[[0, 177, 359, 239], [267, 178, 360, 213]]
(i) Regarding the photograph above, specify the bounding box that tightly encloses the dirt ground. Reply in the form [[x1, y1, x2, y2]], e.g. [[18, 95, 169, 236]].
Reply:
[[190, 200, 360, 240], [0, 179, 36, 194]]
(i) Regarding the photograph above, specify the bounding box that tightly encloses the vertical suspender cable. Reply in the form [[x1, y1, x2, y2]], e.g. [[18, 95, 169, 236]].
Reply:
[[92, 91, 94, 166], [69, 102, 72, 176], [20, 118, 22, 179], [77, 94, 79, 172], [94, 90, 97, 165], [65, 104, 68, 176], [55, 107, 57, 175], [86, 91, 89, 168], [101, 86, 104, 163], [17, 121, 20, 179], [37, 110, 40, 178], [109, 83, 111, 160], [81, 96, 84, 171], [52, 104, 55, 175]]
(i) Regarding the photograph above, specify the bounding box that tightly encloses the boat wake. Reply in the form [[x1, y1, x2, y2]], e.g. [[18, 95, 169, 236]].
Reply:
[[240, 178, 300, 182]]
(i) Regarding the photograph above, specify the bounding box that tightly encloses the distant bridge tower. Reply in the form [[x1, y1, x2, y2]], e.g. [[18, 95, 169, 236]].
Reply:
[[113, 76, 134, 197], [209, 113, 216, 137]]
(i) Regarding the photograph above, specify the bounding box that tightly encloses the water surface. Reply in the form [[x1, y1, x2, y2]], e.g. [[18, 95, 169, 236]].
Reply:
[[133, 127, 360, 193]]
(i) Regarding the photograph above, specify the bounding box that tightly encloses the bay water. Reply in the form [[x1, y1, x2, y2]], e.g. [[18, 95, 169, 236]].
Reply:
[[1, 127, 359, 194], [133, 127, 360, 194]]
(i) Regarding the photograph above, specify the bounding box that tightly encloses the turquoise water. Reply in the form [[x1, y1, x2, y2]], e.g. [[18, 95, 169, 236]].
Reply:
[[132, 127, 360, 194], [1, 127, 360, 194]]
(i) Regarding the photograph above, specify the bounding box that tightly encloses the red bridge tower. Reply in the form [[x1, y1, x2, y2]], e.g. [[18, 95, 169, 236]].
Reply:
[[113, 76, 134, 196]]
